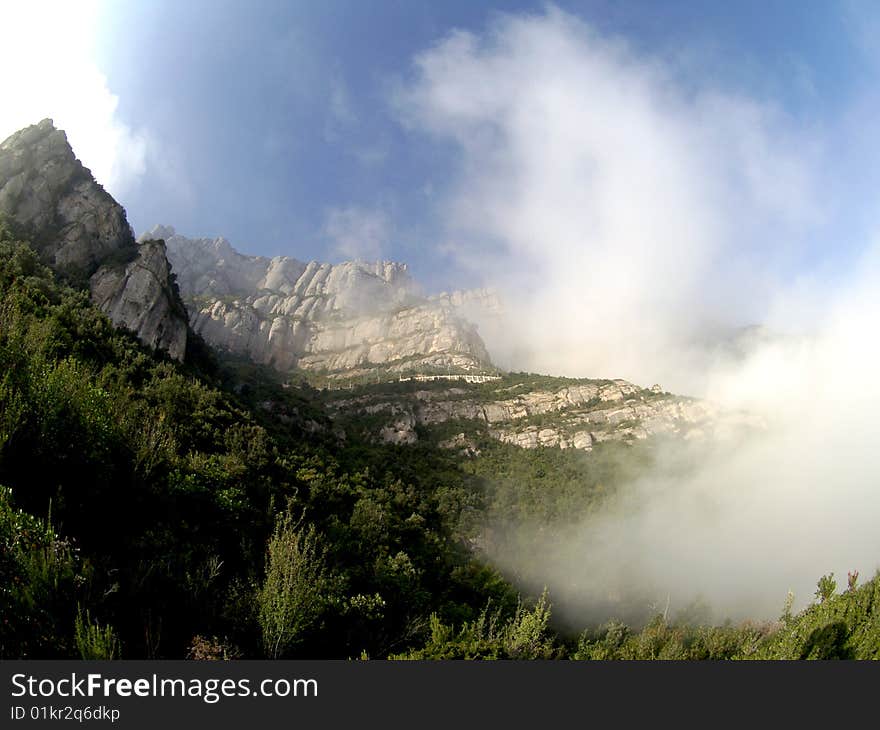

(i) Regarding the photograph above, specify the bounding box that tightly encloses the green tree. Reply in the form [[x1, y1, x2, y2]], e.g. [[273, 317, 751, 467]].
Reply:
[[258, 510, 332, 658], [815, 574, 836, 604], [74, 607, 119, 659]]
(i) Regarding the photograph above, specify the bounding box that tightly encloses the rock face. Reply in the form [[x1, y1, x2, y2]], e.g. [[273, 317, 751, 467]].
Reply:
[[0, 119, 133, 274], [326, 378, 763, 451], [0, 120, 188, 360], [90, 239, 188, 360], [154, 226, 492, 375]]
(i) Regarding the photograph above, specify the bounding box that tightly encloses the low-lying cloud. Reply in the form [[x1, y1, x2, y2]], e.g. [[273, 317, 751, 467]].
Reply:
[[396, 7, 880, 623], [396, 6, 824, 394]]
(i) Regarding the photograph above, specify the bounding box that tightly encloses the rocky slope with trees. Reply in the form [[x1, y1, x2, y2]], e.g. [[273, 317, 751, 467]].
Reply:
[[0, 120, 189, 360]]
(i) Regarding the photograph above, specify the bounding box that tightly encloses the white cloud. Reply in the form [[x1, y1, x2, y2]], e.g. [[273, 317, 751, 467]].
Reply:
[[396, 7, 880, 624], [0, 0, 148, 198], [396, 7, 823, 394], [323, 205, 391, 261]]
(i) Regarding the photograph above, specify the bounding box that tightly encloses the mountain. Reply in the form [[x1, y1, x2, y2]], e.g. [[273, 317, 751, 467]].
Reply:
[[1, 220, 863, 661], [150, 225, 492, 377], [149, 229, 758, 454], [1, 120, 862, 663], [0, 120, 188, 360]]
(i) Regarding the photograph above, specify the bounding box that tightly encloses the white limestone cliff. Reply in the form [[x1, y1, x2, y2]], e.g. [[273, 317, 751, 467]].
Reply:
[[152, 226, 493, 375]]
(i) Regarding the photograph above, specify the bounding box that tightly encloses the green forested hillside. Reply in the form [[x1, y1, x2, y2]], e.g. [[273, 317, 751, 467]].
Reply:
[[0, 225, 512, 658], [2, 221, 879, 660]]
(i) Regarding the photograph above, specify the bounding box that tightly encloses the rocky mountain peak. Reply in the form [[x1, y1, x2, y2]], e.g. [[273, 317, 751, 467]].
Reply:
[[0, 118, 134, 276], [145, 223, 177, 242], [0, 121, 188, 360]]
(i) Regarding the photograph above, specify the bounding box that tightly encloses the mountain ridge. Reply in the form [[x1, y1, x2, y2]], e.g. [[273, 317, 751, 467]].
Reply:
[[151, 224, 495, 377]]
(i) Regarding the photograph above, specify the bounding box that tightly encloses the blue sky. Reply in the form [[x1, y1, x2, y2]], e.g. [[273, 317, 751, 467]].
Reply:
[[3, 1, 880, 297], [88, 3, 874, 279]]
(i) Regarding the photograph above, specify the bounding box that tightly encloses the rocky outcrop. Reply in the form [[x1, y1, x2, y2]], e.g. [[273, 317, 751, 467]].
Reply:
[[0, 119, 133, 275], [0, 120, 188, 360], [327, 378, 762, 451], [90, 239, 188, 360], [154, 226, 492, 375]]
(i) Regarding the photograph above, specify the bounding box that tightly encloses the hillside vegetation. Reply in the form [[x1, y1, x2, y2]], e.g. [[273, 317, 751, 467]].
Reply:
[[2, 222, 878, 659], [0, 225, 512, 658]]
